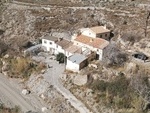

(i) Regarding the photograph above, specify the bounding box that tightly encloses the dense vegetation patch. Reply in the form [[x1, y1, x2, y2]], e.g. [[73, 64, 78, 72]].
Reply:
[[89, 75, 150, 113]]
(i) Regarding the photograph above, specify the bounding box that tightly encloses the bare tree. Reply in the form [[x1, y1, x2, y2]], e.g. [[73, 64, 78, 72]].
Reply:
[[145, 11, 150, 37], [103, 43, 128, 67]]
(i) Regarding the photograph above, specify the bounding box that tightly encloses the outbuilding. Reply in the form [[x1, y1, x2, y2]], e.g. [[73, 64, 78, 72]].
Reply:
[[66, 53, 87, 72]]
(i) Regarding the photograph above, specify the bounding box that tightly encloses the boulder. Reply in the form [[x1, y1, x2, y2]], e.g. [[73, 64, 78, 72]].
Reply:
[[73, 75, 88, 86], [41, 107, 48, 112], [93, 74, 99, 80], [3, 54, 9, 59], [125, 62, 137, 74], [2, 63, 9, 72], [88, 64, 98, 69], [2, 71, 8, 76], [86, 89, 93, 97], [22, 89, 30, 95], [41, 69, 46, 74], [41, 94, 46, 100], [60, 74, 68, 81]]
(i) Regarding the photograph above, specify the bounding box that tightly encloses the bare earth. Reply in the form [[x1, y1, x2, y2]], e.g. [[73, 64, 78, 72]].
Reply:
[[0, 73, 51, 113], [32, 52, 92, 113]]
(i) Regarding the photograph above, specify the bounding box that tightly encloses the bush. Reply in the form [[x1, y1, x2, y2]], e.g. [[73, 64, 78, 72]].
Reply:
[[90, 75, 135, 109], [121, 33, 143, 45], [90, 80, 108, 92], [56, 53, 65, 63], [108, 75, 129, 96]]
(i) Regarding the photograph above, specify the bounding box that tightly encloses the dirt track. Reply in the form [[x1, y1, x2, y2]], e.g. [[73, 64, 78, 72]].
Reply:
[[0, 74, 51, 113]]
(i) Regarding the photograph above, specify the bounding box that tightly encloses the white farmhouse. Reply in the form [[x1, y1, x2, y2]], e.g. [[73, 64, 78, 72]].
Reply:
[[66, 53, 88, 72], [73, 35, 109, 60], [80, 26, 110, 40], [42, 36, 58, 54], [42, 36, 72, 55], [41, 26, 110, 72]]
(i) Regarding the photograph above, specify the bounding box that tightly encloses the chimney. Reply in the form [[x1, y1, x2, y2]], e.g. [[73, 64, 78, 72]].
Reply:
[[104, 24, 106, 29], [58, 37, 63, 41], [71, 34, 77, 41], [90, 38, 94, 42]]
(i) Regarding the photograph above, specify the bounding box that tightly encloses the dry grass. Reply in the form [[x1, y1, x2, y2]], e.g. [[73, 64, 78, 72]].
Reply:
[[5, 57, 46, 79]]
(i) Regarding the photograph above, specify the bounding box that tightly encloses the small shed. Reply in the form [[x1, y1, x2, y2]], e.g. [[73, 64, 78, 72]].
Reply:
[[66, 53, 87, 72]]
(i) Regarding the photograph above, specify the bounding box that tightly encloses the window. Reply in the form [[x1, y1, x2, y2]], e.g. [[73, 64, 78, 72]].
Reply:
[[100, 35, 102, 38], [44, 40, 47, 44], [105, 34, 107, 37], [49, 42, 52, 45]]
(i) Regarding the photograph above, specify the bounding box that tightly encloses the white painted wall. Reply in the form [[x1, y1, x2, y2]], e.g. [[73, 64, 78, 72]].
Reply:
[[42, 39, 73, 57], [74, 40, 104, 60], [66, 59, 80, 72], [65, 51, 73, 58], [97, 49, 103, 60], [96, 32, 110, 40], [80, 28, 110, 40], [42, 39, 56, 53], [81, 29, 96, 38], [54, 45, 65, 55]]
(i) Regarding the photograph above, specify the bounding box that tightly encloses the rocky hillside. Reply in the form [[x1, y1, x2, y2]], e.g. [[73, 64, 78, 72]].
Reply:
[[0, 0, 150, 113], [0, 0, 150, 55]]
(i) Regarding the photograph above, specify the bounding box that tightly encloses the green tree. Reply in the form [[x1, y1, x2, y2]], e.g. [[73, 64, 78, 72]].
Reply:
[[56, 53, 65, 63]]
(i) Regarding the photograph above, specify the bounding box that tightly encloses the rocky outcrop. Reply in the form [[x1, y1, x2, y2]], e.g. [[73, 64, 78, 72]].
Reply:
[[73, 75, 88, 86]]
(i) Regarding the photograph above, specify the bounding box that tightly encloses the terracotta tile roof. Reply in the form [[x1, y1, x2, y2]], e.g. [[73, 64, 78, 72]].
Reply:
[[90, 26, 110, 34], [88, 38, 109, 49], [74, 35, 109, 49], [74, 35, 91, 44], [56, 38, 73, 49], [65, 45, 82, 54]]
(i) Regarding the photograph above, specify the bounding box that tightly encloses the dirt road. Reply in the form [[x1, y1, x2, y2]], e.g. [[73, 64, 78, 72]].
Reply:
[[0, 74, 50, 113], [32, 53, 92, 113]]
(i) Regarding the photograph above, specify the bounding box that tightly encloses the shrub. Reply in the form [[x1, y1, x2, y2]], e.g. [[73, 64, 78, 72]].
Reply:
[[90, 75, 135, 109], [56, 53, 65, 63], [90, 80, 108, 92], [121, 33, 143, 45], [108, 75, 129, 96]]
